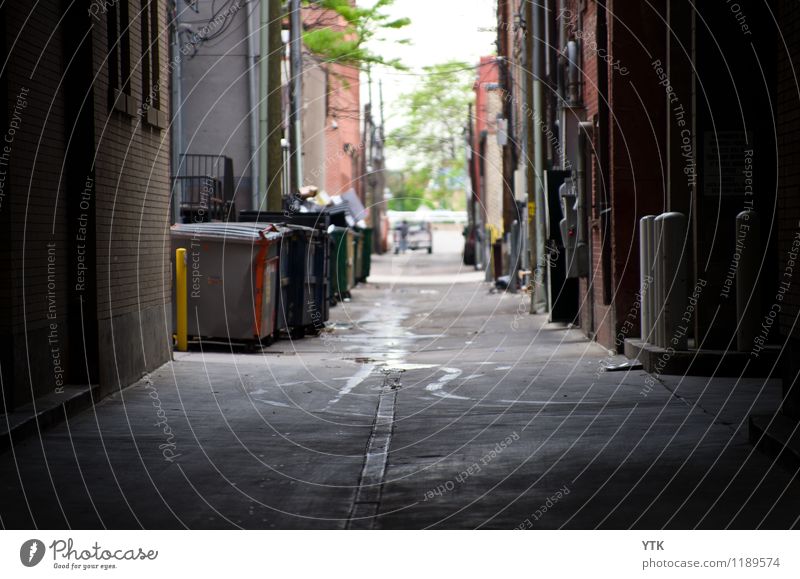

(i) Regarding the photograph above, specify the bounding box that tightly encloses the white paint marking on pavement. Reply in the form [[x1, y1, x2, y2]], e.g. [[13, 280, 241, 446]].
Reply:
[[378, 362, 437, 371], [424, 367, 462, 392], [253, 399, 294, 409], [326, 364, 375, 408], [497, 399, 602, 405], [431, 391, 472, 401], [424, 367, 470, 399]]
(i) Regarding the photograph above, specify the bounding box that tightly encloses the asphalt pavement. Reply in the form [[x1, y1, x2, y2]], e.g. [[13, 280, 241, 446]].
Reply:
[[0, 229, 798, 529]]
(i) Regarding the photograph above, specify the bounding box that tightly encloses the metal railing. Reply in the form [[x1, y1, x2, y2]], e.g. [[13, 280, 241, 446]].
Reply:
[[171, 176, 226, 223], [172, 154, 235, 223]]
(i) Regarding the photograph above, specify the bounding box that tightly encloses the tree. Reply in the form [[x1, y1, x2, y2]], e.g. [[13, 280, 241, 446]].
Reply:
[[387, 60, 473, 210], [302, 0, 410, 70], [386, 169, 431, 211]]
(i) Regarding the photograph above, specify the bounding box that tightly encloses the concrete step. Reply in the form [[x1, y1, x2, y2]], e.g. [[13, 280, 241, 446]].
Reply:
[[625, 338, 781, 377], [749, 413, 800, 472], [0, 384, 100, 453]]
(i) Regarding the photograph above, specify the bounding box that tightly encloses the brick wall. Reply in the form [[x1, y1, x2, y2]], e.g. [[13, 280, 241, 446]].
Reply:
[[606, 0, 666, 350], [324, 62, 360, 196], [564, 0, 666, 350], [0, 1, 175, 410], [91, 0, 171, 392], [777, 0, 800, 342], [1, 0, 70, 405]]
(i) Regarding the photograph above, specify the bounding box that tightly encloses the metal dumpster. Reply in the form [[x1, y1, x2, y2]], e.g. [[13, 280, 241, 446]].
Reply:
[[329, 226, 354, 300], [274, 224, 329, 337], [171, 222, 282, 344], [238, 210, 332, 230], [275, 227, 296, 337], [240, 209, 351, 303], [238, 211, 331, 329], [300, 225, 330, 333], [357, 227, 372, 282]]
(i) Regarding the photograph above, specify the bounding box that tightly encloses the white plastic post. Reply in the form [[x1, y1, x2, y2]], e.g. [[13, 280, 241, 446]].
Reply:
[[736, 209, 760, 352], [640, 216, 655, 343], [647, 217, 657, 345], [653, 215, 665, 347], [657, 212, 689, 350]]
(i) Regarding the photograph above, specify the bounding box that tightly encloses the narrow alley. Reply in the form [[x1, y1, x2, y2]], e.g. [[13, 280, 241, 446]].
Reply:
[[4, 0, 800, 573], [2, 229, 796, 529]]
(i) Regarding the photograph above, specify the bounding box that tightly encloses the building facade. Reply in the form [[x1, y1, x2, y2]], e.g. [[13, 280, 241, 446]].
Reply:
[[1, 0, 172, 412], [175, 1, 362, 211], [490, 0, 780, 351]]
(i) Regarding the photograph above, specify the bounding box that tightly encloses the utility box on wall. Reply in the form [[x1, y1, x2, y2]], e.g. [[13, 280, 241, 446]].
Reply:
[[546, 171, 579, 323]]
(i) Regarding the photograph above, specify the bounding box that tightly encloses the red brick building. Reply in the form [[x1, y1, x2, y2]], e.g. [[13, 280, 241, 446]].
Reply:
[[470, 57, 502, 248], [495, 1, 779, 353], [493, 0, 800, 453], [302, 5, 362, 198]]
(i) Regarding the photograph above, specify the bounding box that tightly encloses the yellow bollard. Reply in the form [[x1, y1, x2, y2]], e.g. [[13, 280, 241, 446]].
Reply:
[[175, 247, 188, 352]]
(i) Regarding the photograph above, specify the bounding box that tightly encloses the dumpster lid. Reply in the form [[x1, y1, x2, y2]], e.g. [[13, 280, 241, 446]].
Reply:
[[238, 210, 331, 230], [281, 223, 319, 236], [171, 222, 285, 243]]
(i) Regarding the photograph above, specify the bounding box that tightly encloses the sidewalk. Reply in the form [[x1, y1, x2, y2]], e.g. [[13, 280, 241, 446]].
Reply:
[[0, 232, 797, 529]]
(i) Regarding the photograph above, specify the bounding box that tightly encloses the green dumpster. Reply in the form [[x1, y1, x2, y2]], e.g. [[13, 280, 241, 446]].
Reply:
[[352, 230, 364, 287], [329, 227, 354, 300]]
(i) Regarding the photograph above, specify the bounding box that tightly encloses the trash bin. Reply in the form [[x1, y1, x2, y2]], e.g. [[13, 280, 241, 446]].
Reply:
[[238, 210, 331, 230], [358, 227, 372, 282], [329, 226, 354, 300], [275, 224, 329, 337], [170, 222, 283, 345], [352, 230, 364, 287], [275, 227, 296, 337], [305, 225, 330, 331], [238, 211, 331, 329]]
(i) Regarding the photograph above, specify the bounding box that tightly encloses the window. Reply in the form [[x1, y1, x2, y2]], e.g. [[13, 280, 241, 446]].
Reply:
[[107, 1, 137, 114], [141, 0, 167, 127]]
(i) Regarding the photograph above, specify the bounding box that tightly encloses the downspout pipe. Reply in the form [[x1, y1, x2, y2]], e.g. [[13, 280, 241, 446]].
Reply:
[[258, 0, 269, 209], [576, 121, 593, 275], [532, 0, 547, 312], [245, 0, 259, 210], [289, 0, 304, 192]]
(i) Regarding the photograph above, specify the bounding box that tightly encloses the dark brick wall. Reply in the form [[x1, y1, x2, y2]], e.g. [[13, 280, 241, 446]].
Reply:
[[606, 0, 666, 350], [777, 0, 800, 342], [91, 0, 171, 394], [560, 0, 666, 351], [0, 1, 171, 409], [1, 0, 70, 406]]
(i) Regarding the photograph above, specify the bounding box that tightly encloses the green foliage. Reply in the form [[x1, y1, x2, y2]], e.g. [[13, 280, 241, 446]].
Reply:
[[302, 0, 410, 70], [387, 60, 473, 210], [386, 169, 430, 211]]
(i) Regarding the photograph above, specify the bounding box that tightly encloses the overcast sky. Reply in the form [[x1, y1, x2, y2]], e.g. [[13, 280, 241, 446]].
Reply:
[[363, 0, 498, 169]]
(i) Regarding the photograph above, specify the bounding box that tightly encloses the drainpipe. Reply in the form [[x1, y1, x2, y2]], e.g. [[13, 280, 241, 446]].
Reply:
[[558, 0, 566, 103], [532, 0, 547, 312], [246, 0, 259, 210], [289, 0, 304, 192], [170, 9, 187, 224], [258, 0, 269, 209], [576, 121, 593, 276]]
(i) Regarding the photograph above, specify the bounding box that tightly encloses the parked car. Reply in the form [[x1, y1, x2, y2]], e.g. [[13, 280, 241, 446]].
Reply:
[[394, 221, 432, 254]]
